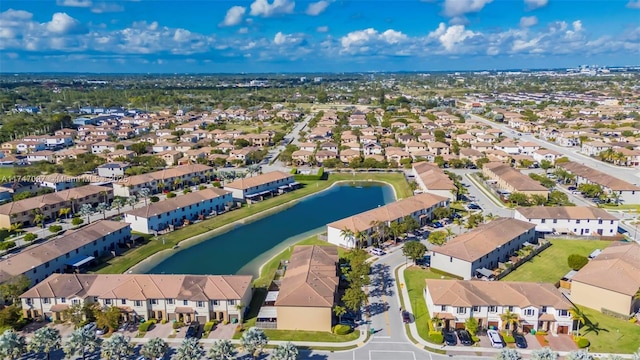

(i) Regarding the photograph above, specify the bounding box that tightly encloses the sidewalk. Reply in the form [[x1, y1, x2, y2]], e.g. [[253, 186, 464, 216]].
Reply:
[[464, 172, 507, 209], [394, 263, 635, 358]]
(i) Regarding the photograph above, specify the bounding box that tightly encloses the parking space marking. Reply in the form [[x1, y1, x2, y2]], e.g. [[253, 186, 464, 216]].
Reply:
[[369, 350, 416, 360]]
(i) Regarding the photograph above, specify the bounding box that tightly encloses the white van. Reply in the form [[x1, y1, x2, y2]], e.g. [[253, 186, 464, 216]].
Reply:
[[487, 329, 504, 348]]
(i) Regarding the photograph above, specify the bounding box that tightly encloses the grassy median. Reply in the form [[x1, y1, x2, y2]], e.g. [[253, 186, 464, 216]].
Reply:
[[93, 172, 411, 275]]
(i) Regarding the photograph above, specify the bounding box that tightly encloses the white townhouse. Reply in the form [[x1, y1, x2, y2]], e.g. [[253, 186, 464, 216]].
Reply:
[[515, 206, 619, 237], [113, 164, 213, 197], [532, 149, 562, 164], [327, 193, 449, 248], [430, 218, 537, 280], [517, 142, 540, 155], [34, 173, 77, 191], [124, 188, 232, 234], [425, 279, 574, 335], [20, 274, 252, 324], [581, 141, 612, 157], [558, 161, 640, 204], [0, 221, 131, 287], [223, 171, 296, 201], [91, 141, 119, 154]]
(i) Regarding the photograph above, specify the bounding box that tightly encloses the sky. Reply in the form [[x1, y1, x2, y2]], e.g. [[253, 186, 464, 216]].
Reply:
[[0, 0, 639, 73]]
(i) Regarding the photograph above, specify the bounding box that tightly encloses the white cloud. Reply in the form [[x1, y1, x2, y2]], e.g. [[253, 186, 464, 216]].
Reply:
[[428, 22, 477, 52], [306, 1, 329, 16], [316, 25, 329, 33], [250, 0, 295, 17], [238, 27, 249, 34], [173, 28, 191, 42], [340, 28, 408, 53], [273, 31, 303, 46], [524, 0, 548, 10], [221, 6, 246, 27], [46, 12, 87, 35], [91, 2, 124, 13], [519, 16, 538, 27], [627, 0, 640, 9], [443, 0, 492, 17], [380, 29, 407, 44], [56, 0, 92, 7]]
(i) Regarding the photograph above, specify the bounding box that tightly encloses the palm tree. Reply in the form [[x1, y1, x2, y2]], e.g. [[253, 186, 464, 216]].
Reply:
[[32, 209, 45, 229], [333, 305, 346, 323], [272, 342, 298, 360], [172, 179, 182, 191], [531, 347, 559, 360], [581, 320, 608, 336], [96, 202, 109, 220], [172, 338, 205, 360], [569, 304, 587, 335], [355, 230, 368, 249], [140, 337, 168, 360], [63, 323, 102, 360], [240, 327, 268, 359], [79, 203, 94, 224], [389, 221, 403, 245], [485, 213, 499, 222], [497, 348, 522, 360], [0, 329, 26, 360], [9, 222, 22, 234], [565, 350, 594, 360], [208, 339, 235, 360], [500, 309, 519, 334], [27, 327, 61, 360], [127, 195, 137, 210], [445, 227, 454, 241], [138, 187, 151, 207], [101, 333, 133, 360], [340, 228, 355, 248], [58, 207, 71, 220], [111, 197, 125, 215]]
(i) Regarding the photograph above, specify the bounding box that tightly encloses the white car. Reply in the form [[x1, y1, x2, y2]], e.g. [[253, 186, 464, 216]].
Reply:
[[369, 248, 386, 256], [487, 329, 504, 348]]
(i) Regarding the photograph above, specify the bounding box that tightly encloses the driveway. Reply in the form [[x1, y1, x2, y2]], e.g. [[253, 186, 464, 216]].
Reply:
[[541, 334, 578, 351], [206, 323, 237, 339], [144, 322, 174, 338]]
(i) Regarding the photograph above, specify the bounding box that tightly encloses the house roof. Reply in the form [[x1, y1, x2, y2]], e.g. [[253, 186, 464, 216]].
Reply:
[[516, 206, 617, 221], [224, 171, 292, 191], [558, 161, 640, 191], [115, 164, 212, 187], [412, 162, 456, 191], [426, 279, 571, 309], [0, 221, 129, 283], [126, 188, 230, 218], [432, 218, 535, 262], [484, 163, 548, 192], [328, 193, 448, 233], [275, 246, 338, 308], [571, 242, 640, 296], [0, 185, 112, 216], [20, 273, 252, 302]]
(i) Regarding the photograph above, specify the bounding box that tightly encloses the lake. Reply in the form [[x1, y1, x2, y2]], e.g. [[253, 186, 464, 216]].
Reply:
[[145, 182, 394, 277]]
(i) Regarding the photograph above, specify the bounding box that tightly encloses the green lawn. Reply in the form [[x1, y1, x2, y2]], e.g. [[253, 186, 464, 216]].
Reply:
[[501, 239, 611, 283], [0, 167, 14, 181], [602, 204, 640, 211], [402, 266, 453, 343], [94, 172, 410, 274], [579, 306, 640, 353], [262, 329, 359, 342]]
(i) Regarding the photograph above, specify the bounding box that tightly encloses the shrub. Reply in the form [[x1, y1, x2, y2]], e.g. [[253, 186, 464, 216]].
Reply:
[[150, 196, 160, 203], [182, 189, 191, 194], [428, 331, 444, 344], [166, 192, 176, 198], [204, 321, 216, 332], [24, 233, 37, 242], [0, 240, 16, 250], [576, 337, 590, 348], [211, 181, 221, 188], [503, 334, 515, 343], [71, 217, 84, 226], [290, 168, 298, 174], [536, 330, 547, 336], [48, 225, 63, 233], [568, 254, 589, 271], [138, 319, 156, 333], [172, 321, 185, 329], [161, 319, 168, 324], [332, 324, 352, 335], [198, 185, 206, 190], [471, 335, 480, 343]]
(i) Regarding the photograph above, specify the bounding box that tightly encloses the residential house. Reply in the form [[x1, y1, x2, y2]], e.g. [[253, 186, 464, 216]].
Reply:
[[425, 279, 573, 334], [431, 218, 537, 280], [327, 193, 449, 248], [274, 246, 338, 332], [471, 142, 494, 152], [97, 162, 130, 178], [27, 151, 55, 163], [517, 142, 540, 155], [557, 161, 640, 204], [125, 188, 232, 234], [532, 149, 563, 164], [113, 164, 213, 197], [363, 143, 383, 155], [158, 150, 182, 166], [0, 221, 131, 286], [571, 242, 640, 316], [315, 150, 337, 165], [483, 162, 549, 197], [20, 273, 252, 323], [339, 149, 361, 164], [291, 150, 314, 165], [298, 142, 317, 152], [514, 206, 618, 237], [152, 142, 175, 153], [223, 171, 295, 202], [494, 140, 520, 155], [91, 142, 119, 154], [319, 142, 338, 153], [412, 162, 457, 201], [581, 141, 612, 157], [34, 173, 78, 192]]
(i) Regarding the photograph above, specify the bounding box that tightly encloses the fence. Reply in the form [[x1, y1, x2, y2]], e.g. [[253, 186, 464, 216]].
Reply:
[[495, 241, 552, 280], [545, 234, 625, 241], [317, 233, 328, 241]]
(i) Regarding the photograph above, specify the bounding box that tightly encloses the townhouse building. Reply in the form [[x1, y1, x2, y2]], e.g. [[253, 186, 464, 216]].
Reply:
[[425, 279, 574, 334], [412, 162, 456, 201], [532, 149, 563, 164], [483, 162, 549, 197], [327, 193, 449, 248], [430, 218, 537, 280], [124, 188, 233, 234], [581, 141, 612, 157], [0, 185, 113, 228], [113, 164, 213, 197], [557, 161, 640, 204], [0, 221, 131, 286], [223, 171, 296, 202], [20, 273, 252, 324], [514, 206, 619, 237]]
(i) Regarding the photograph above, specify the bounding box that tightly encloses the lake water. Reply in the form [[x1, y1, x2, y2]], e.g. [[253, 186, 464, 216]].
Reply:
[[146, 182, 394, 277]]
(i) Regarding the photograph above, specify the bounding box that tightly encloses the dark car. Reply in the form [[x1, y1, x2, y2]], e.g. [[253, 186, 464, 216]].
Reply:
[[568, 186, 577, 191], [402, 311, 411, 323], [186, 322, 199, 338], [467, 204, 481, 210], [443, 331, 457, 346], [456, 329, 473, 346], [514, 333, 528, 349]]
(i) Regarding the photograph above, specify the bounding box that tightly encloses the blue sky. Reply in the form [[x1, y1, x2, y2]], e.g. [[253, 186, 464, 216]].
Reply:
[[0, 0, 638, 73]]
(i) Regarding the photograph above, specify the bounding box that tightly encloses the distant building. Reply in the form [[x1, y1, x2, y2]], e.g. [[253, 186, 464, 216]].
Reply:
[[97, 162, 130, 178], [223, 171, 296, 202]]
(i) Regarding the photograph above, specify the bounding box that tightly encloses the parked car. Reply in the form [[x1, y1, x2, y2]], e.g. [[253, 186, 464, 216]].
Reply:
[[514, 333, 528, 349], [451, 212, 462, 219], [467, 203, 481, 210], [568, 186, 577, 191], [432, 221, 443, 228], [456, 329, 473, 346], [186, 322, 199, 338], [339, 320, 355, 329], [487, 329, 504, 348], [402, 311, 411, 323], [443, 330, 457, 346], [369, 248, 386, 256]]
